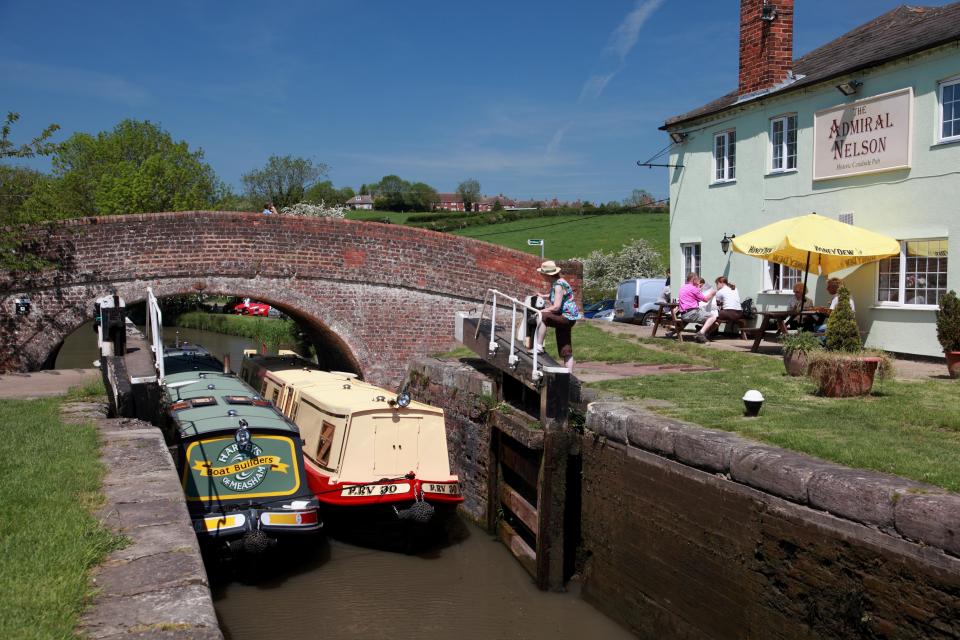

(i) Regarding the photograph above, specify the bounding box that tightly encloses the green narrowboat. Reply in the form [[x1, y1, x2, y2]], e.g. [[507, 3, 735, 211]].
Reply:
[[161, 344, 321, 553]]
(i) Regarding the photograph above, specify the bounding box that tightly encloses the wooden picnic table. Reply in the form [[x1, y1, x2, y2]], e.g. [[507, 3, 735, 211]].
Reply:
[[747, 309, 821, 352], [650, 301, 678, 338]]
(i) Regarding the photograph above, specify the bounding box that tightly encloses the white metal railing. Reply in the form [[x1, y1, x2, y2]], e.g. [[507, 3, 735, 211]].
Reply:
[[146, 287, 165, 383], [476, 289, 544, 380]]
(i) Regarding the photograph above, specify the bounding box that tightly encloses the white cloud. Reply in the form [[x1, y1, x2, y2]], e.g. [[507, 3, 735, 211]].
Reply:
[[0, 58, 149, 106], [606, 0, 666, 61], [546, 121, 574, 155], [579, 72, 617, 102]]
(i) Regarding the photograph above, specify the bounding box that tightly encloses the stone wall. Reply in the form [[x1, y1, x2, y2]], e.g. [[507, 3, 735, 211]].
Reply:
[[0, 212, 581, 386], [582, 403, 960, 639], [409, 359, 960, 638]]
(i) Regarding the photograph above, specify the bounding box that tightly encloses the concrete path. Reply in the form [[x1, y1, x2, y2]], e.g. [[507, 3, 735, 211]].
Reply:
[[67, 403, 222, 639], [0, 368, 100, 399], [587, 319, 949, 381]]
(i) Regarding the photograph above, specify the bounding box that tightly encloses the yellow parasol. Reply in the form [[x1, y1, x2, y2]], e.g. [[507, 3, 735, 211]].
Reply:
[[731, 212, 900, 311]]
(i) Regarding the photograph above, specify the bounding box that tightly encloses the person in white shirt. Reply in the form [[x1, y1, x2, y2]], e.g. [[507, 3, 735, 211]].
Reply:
[[707, 276, 742, 337], [697, 277, 719, 318], [815, 278, 854, 332]]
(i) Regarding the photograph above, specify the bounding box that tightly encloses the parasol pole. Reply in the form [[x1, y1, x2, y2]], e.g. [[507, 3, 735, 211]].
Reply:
[[799, 251, 811, 318]]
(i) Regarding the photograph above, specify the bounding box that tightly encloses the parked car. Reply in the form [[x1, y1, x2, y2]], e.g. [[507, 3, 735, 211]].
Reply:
[[613, 278, 667, 325], [225, 297, 273, 316], [584, 299, 615, 319]]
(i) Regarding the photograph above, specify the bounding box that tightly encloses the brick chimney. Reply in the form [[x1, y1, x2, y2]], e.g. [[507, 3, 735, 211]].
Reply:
[[738, 0, 794, 96]]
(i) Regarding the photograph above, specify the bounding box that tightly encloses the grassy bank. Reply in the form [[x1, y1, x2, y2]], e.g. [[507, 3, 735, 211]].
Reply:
[[452, 213, 669, 262], [544, 323, 960, 492], [175, 311, 300, 346], [347, 210, 670, 263], [0, 394, 121, 639]]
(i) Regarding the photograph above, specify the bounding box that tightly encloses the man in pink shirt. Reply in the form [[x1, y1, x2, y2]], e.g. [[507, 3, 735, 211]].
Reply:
[[675, 272, 718, 343]]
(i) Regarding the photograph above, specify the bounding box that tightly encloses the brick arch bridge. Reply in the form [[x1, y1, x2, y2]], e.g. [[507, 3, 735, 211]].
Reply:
[[0, 212, 581, 386]]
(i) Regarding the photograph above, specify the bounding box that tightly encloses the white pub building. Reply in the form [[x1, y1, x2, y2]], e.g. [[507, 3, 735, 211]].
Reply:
[[662, 0, 960, 357]]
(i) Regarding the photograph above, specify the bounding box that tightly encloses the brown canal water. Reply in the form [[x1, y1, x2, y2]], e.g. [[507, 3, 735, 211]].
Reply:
[[210, 519, 634, 640], [54, 321, 289, 371], [57, 322, 632, 639]]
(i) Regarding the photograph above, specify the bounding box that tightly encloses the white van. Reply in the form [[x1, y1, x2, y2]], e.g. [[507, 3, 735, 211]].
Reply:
[[613, 278, 667, 325]]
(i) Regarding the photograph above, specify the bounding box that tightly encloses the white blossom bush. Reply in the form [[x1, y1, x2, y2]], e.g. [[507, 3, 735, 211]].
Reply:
[[279, 201, 346, 218], [579, 238, 663, 300]]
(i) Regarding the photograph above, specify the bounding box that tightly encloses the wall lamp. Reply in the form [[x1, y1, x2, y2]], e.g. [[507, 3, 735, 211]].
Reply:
[[836, 80, 863, 97], [669, 131, 688, 144], [720, 233, 736, 255]]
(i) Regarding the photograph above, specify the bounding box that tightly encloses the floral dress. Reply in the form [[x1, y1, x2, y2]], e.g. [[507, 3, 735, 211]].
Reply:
[[550, 278, 583, 321]]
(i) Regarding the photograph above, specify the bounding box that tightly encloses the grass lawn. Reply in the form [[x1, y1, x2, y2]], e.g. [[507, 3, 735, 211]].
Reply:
[[452, 212, 669, 262], [549, 324, 960, 492], [0, 392, 121, 639], [346, 210, 443, 224]]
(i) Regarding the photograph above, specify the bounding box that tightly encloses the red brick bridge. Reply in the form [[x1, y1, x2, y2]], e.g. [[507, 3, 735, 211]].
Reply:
[[0, 212, 581, 386]]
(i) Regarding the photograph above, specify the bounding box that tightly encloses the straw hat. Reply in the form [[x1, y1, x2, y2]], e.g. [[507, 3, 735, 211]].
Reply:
[[537, 260, 561, 275]]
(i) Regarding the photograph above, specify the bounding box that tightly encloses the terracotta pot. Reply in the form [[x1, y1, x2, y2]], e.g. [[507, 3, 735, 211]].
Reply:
[[783, 350, 809, 377], [810, 356, 881, 397], [946, 351, 960, 379]]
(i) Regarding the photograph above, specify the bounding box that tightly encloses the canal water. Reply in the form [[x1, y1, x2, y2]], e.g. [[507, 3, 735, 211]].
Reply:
[[55, 322, 633, 639], [55, 322, 283, 371], [210, 520, 633, 640]]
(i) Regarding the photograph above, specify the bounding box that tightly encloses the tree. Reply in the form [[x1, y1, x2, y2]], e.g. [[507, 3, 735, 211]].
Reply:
[[457, 178, 481, 212], [23, 119, 222, 217], [824, 286, 862, 353], [406, 182, 438, 211], [623, 188, 655, 208], [241, 155, 328, 208], [0, 165, 48, 224], [1, 112, 60, 159], [579, 238, 663, 300]]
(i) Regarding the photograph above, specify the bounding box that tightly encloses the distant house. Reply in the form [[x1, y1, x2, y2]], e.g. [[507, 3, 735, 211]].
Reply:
[[435, 193, 465, 212], [345, 194, 374, 210], [476, 194, 517, 212]]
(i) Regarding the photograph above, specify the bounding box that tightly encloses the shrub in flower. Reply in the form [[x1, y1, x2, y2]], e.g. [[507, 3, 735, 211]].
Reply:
[[279, 201, 346, 218], [578, 238, 663, 299]]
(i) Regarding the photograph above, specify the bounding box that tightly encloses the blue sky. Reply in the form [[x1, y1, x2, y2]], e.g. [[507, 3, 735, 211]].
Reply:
[[1, 0, 953, 203]]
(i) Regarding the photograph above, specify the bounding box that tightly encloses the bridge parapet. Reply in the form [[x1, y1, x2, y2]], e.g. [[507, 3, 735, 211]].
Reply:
[[0, 211, 581, 386]]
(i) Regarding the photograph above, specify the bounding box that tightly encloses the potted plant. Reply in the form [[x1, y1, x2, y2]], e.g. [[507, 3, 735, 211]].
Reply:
[[807, 286, 892, 396], [780, 331, 821, 376], [936, 290, 960, 378]]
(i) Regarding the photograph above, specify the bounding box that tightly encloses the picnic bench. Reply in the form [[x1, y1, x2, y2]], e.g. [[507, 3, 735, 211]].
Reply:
[[744, 310, 822, 352]]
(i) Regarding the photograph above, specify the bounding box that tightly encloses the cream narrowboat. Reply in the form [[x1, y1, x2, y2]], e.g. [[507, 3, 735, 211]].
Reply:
[[239, 354, 463, 525]]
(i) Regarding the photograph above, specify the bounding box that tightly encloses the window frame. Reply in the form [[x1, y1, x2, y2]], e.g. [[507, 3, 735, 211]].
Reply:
[[938, 76, 960, 144], [874, 238, 948, 310], [762, 261, 803, 294], [712, 129, 736, 183], [681, 242, 701, 276], [769, 114, 798, 173]]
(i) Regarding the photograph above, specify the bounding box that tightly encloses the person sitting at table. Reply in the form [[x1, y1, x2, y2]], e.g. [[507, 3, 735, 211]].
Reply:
[[697, 277, 719, 319], [786, 282, 818, 330], [707, 276, 742, 337], [672, 272, 717, 343], [813, 277, 854, 332]]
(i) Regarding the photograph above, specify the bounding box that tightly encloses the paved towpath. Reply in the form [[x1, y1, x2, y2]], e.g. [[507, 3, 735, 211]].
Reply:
[[0, 368, 100, 399]]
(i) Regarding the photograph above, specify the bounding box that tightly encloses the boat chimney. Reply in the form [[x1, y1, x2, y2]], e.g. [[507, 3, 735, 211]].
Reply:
[[223, 353, 231, 374]]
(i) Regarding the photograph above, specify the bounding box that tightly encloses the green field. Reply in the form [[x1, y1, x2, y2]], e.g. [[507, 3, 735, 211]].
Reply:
[[347, 210, 670, 263]]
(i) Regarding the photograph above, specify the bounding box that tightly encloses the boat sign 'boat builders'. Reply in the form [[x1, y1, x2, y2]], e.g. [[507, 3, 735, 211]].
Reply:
[[814, 88, 912, 180]]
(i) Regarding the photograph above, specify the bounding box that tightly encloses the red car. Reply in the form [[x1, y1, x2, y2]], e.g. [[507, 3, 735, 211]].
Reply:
[[227, 298, 272, 316]]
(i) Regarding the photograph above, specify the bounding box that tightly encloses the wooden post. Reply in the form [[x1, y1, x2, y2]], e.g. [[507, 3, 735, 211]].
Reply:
[[536, 368, 570, 591]]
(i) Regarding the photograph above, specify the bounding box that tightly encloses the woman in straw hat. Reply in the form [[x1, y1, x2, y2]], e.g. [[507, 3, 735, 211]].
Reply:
[[534, 260, 582, 372]]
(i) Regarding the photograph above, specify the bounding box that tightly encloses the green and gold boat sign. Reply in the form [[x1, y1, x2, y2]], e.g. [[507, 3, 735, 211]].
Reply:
[[182, 433, 301, 501]]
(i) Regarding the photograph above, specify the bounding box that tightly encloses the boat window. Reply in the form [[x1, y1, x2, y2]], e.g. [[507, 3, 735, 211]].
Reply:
[[271, 388, 280, 405], [318, 421, 336, 467], [190, 396, 217, 407], [224, 395, 254, 405], [283, 389, 295, 416]]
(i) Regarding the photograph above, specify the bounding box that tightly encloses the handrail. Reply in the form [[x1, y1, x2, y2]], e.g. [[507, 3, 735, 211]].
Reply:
[[146, 287, 165, 384], [475, 288, 544, 380]]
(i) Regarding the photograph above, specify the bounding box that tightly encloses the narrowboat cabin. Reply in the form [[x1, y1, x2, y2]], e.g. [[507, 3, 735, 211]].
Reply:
[[240, 354, 463, 526], [161, 344, 321, 553]]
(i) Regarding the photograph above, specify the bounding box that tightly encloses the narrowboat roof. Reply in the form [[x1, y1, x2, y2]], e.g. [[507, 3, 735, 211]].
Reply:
[[163, 347, 297, 438], [251, 355, 443, 417]]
